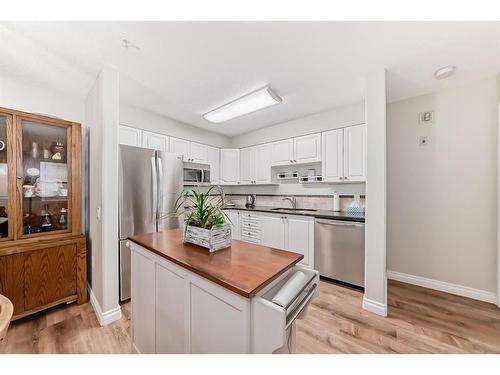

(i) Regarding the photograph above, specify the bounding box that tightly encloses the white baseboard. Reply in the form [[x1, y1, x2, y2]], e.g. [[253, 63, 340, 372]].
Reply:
[[88, 283, 122, 326], [362, 297, 388, 317], [387, 270, 497, 304]]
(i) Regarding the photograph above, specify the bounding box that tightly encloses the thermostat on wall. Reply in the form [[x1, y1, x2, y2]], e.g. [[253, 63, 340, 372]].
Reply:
[[419, 111, 434, 124]]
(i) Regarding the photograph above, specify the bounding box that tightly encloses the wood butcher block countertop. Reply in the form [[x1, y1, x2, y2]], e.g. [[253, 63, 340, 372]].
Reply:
[[129, 229, 303, 298]]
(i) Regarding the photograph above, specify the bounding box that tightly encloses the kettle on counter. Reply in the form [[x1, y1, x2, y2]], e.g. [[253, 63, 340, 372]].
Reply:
[[245, 194, 256, 208]]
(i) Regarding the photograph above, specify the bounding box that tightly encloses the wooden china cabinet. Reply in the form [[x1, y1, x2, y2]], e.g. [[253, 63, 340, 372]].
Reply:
[[0, 107, 87, 320]]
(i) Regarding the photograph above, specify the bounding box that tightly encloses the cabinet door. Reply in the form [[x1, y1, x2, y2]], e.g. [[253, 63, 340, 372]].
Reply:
[[226, 210, 240, 240], [18, 118, 72, 237], [343, 124, 366, 182], [0, 113, 14, 241], [285, 217, 312, 267], [131, 250, 156, 354], [119, 125, 142, 147], [259, 215, 284, 249], [156, 263, 186, 353], [170, 137, 190, 162], [294, 133, 321, 164], [271, 139, 294, 166], [220, 149, 240, 185], [206, 146, 220, 184], [239, 147, 255, 185], [254, 144, 272, 184], [189, 277, 249, 353], [322, 129, 344, 182], [190, 142, 208, 164], [24, 244, 77, 310], [142, 130, 169, 151], [0, 253, 25, 315]]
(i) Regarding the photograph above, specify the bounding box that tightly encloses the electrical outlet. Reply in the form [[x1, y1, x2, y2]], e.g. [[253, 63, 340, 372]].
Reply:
[[419, 111, 434, 124], [419, 136, 429, 146]]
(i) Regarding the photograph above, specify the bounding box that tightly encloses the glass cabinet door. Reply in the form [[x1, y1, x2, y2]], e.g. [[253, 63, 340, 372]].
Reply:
[[19, 118, 71, 237], [0, 114, 10, 240]]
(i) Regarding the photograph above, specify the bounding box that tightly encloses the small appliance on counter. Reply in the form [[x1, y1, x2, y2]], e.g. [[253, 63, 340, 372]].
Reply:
[[245, 194, 256, 208]]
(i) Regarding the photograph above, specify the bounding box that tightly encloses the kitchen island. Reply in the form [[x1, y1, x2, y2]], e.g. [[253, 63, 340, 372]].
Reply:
[[128, 229, 319, 354]]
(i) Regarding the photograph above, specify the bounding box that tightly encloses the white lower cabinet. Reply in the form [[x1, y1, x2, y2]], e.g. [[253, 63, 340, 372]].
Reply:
[[189, 278, 249, 353], [241, 212, 313, 268], [226, 210, 240, 240], [131, 250, 156, 354], [285, 217, 313, 267], [156, 262, 186, 353], [260, 214, 284, 249]]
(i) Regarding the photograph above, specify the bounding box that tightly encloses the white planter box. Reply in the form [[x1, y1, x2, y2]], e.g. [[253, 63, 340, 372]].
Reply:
[[183, 223, 231, 252]]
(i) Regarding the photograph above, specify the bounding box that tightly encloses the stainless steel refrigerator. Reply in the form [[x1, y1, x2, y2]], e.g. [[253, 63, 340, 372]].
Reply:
[[119, 145, 184, 301]]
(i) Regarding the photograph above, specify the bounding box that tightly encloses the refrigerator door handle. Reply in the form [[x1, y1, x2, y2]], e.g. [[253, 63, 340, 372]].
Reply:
[[151, 156, 158, 227], [158, 156, 164, 218]]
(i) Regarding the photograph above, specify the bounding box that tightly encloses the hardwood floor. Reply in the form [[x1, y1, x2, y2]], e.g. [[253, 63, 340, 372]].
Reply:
[[1, 279, 500, 354]]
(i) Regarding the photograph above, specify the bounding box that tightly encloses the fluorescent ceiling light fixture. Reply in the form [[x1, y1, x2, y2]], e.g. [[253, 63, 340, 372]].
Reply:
[[203, 87, 282, 123]]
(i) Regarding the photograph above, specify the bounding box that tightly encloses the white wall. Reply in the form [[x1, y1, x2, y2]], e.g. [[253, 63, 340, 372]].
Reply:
[[0, 74, 84, 123], [120, 103, 231, 148], [387, 77, 498, 296], [363, 70, 387, 317], [85, 67, 121, 325], [230, 102, 365, 149]]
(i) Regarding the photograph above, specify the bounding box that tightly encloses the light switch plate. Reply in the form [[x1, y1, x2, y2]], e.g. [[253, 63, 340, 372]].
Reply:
[[419, 111, 434, 124]]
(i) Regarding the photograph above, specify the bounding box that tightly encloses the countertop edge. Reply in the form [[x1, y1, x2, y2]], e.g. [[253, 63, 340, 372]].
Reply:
[[128, 236, 303, 299], [224, 206, 365, 223]]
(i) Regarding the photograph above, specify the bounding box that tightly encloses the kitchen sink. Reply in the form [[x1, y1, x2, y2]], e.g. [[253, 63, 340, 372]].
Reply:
[[269, 207, 317, 212]]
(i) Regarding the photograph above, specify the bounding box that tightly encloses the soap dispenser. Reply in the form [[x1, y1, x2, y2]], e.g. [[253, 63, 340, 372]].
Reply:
[[333, 192, 340, 212]]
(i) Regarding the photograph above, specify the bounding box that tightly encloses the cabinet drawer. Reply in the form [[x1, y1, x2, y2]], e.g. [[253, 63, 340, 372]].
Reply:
[[241, 235, 261, 245]]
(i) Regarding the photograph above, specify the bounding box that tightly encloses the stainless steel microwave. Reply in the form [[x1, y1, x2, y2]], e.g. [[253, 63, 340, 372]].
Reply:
[[183, 163, 211, 185]]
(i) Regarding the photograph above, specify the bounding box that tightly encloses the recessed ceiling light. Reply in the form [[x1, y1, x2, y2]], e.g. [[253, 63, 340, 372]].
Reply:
[[434, 65, 456, 80], [203, 87, 282, 123]]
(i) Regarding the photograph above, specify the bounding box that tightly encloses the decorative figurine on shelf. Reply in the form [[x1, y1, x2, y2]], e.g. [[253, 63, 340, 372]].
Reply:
[[41, 208, 52, 232], [43, 148, 51, 159], [51, 139, 64, 161], [59, 208, 68, 229]]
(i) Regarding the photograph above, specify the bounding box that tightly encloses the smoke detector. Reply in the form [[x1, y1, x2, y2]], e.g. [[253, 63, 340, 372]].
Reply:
[[434, 65, 456, 80]]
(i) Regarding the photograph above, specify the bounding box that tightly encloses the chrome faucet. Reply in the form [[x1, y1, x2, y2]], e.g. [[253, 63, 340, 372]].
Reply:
[[282, 196, 297, 209]]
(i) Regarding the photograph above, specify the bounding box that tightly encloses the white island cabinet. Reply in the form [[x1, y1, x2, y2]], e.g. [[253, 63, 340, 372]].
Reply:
[[129, 230, 319, 354]]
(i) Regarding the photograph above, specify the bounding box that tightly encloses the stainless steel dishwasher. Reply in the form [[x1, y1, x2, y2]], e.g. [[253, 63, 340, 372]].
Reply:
[[314, 219, 365, 288]]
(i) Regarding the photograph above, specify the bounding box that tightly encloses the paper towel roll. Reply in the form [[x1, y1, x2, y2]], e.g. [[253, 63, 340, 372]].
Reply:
[[271, 271, 309, 308]]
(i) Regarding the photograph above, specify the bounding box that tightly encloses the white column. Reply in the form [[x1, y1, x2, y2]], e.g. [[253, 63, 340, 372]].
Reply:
[[497, 74, 500, 308], [363, 70, 388, 316], [85, 66, 121, 325]]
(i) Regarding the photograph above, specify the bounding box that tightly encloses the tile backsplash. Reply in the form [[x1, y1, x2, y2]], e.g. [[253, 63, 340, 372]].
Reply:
[[225, 194, 365, 212]]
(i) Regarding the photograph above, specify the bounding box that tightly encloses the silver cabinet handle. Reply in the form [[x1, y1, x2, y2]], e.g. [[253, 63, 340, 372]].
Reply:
[[344, 177, 349, 180], [17, 176, 22, 180]]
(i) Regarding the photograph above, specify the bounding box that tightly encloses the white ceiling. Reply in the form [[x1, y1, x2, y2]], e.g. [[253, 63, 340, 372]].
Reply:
[[1, 22, 499, 136]]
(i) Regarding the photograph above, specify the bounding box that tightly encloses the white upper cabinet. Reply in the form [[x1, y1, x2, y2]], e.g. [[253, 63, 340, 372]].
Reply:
[[170, 137, 190, 162], [271, 139, 294, 166], [220, 149, 240, 185], [343, 124, 366, 182], [293, 133, 321, 164], [206, 146, 220, 184], [120, 125, 142, 147], [322, 128, 344, 182], [170, 137, 209, 164], [253, 143, 272, 184], [190, 142, 209, 164], [239, 147, 255, 185], [142, 130, 169, 151], [271, 133, 321, 166]]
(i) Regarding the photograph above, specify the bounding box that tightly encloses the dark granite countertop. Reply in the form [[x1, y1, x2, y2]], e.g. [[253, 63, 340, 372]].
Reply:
[[224, 205, 365, 223]]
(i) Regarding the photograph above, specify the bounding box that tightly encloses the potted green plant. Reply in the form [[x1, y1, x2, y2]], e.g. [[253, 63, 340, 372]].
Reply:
[[170, 185, 231, 252]]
